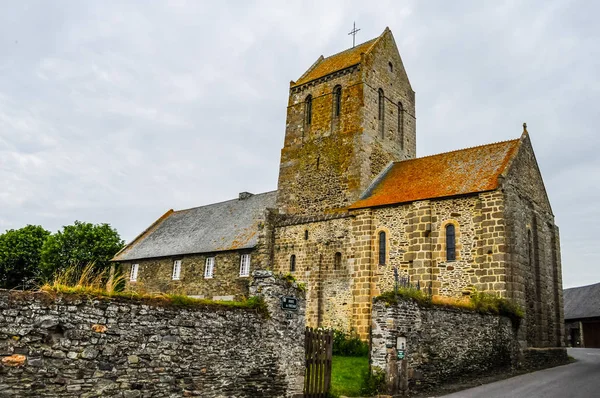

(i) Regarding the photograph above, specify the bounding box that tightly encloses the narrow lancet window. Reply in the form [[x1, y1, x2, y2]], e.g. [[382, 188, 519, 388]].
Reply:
[[446, 224, 456, 261], [334, 252, 342, 270], [378, 231, 386, 265], [398, 101, 404, 149], [290, 255, 296, 272], [305, 95, 313, 125], [378, 88, 385, 137], [333, 85, 342, 117]]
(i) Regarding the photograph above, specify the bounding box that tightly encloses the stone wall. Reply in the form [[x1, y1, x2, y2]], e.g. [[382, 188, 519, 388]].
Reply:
[[371, 297, 519, 393], [272, 215, 354, 332], [0, 271, 305, 398], [502, 134, 564, 347], [121, 250, 255, 300]]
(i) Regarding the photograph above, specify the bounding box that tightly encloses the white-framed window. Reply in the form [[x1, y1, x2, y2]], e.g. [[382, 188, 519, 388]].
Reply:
[[172, 260, 182, 280], [204, 257, 215, 279], [130, 263, 139, 282], [239, 254, 251, 277]]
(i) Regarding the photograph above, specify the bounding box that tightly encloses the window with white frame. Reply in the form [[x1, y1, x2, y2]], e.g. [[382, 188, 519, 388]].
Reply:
[[239, 254, 251, 277], [172, 260, 182, 280], [204, 257, 215, 279], [130, 264, 139, 282]]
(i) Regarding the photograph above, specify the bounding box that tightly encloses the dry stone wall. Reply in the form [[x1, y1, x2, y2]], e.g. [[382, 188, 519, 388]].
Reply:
[[0, 272, 305, 398], [371, 297, 520, 392]]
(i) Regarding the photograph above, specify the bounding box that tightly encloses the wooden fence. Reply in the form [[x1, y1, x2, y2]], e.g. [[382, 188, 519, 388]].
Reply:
[[304, 327, 333, 397]]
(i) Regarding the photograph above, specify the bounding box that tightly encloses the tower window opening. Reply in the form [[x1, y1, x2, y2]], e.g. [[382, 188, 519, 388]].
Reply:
[[398, 101, 404, 149], [290, 254, 296, 272], [388, 62, 393, 72], [304, 230, 309, 240], [305, 95, 313, 126], [378, 88, 385, 138], [333, 85, 342, 118]]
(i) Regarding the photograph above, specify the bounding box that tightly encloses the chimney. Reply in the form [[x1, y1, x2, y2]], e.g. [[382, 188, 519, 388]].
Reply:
[[239, 192, 254, 200]]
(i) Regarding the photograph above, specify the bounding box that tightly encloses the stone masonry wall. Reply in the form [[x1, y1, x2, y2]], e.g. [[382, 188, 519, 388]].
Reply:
[[371, 297, 519, 392], [369, 194, 508, 299], [121, 250, 255, 301], [276, 30, 416, 217], [272, 216, 354, 333], [502, 134, 564, 347], [0, 272, 305, 398]]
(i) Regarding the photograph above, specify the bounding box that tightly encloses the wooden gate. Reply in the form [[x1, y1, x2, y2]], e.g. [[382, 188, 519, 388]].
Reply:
[[304, 327, 333, 397]]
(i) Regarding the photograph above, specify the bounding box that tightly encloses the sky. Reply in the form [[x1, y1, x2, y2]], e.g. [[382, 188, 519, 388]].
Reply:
[[0, 0, 598, 288]]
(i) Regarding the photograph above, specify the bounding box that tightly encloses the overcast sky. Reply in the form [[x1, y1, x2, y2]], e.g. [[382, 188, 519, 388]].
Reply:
[[1, 1, 597, 288]]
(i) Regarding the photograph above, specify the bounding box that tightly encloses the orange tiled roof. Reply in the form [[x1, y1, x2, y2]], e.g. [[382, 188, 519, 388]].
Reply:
[[349, 139, 521, 209], [293, 38, 378, 87]]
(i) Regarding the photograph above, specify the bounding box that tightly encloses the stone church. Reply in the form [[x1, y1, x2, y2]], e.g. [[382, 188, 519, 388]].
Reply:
[[113, 28, 564, 347]]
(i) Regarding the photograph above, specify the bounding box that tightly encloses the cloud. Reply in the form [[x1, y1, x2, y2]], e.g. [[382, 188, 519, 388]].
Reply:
[[0, 0, 598, 288]]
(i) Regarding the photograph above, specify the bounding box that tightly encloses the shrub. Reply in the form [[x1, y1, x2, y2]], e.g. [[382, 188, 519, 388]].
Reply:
[[332, 329, 369, 357], [359, 367, 386, 396]]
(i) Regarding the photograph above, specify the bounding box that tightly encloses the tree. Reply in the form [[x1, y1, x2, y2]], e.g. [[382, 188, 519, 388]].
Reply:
[[0, 225, 51, 289], [40, 221, 125, 278]]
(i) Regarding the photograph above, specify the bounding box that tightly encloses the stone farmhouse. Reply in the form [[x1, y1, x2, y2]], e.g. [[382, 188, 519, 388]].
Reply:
[[113, 28, 564, 346]]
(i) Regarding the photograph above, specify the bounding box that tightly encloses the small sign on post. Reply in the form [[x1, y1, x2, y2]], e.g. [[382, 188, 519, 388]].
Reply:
[[281, 296, 298, 311], [397, 350, 405, 360]]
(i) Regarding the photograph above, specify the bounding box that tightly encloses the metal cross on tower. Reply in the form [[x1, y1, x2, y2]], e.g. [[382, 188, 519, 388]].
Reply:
[[348, 22, 360, 47]]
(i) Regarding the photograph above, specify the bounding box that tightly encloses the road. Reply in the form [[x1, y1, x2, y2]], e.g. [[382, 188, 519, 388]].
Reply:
[[441, 348, 600, 398]]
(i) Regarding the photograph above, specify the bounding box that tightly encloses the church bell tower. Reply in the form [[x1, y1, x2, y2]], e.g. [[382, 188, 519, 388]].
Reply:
[[276, 28, 416, 216]]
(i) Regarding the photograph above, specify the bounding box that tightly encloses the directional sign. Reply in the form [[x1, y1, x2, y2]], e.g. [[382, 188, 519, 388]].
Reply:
[[281, 296, 298, 311], [397, 350, 405, 360]]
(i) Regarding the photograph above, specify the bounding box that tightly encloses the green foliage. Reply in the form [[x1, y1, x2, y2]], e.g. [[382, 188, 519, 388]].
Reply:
[[470, 292, 524, 323], [40, 221, 124, 279], [332, 329, 369, 357], [330, 355, 369, 397], [359, 366, 386, 396], [375, 289, 524, 326], [280, 272, 307, 292], [375, 286, 432, 306], [42, 263, 269, 314], [0, 225, 50, 289]]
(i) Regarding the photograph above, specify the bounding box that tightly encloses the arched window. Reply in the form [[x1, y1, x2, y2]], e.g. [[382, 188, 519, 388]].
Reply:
[[388, 62, 393, 73], [334, 252, 342, 270], [378, 231, 386, 265], [333, 85, 342, 117], [446, 224, 456, 261], [290, 254, 296, 272], [378, 89, 385, 137], [305, 95, 313, 125], [398, 101, 404, 149]]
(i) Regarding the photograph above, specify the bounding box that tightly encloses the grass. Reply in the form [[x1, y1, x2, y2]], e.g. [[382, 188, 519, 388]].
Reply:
[[330, 355, 369, 398], [375, 287, 524, 324], [36, 263, 269, 315]]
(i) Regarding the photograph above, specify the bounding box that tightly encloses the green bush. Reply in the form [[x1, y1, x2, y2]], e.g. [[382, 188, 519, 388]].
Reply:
[[332, 329, 369, 357], [359, 367, 386, 396]]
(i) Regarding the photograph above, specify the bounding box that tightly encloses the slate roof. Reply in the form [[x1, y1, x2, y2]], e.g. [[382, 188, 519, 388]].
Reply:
[[112, 191, 277, 261], [564, 282, 600, 320], [292, 37, 379, 87], [350, 139, 521, 209]]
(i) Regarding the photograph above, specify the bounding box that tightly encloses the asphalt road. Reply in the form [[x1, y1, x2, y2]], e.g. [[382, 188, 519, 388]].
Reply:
[[441, 348, 600, 398]]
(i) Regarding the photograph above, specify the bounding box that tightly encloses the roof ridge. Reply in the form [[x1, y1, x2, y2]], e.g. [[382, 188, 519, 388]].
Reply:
[[395, 137, 521, 164], [321, 37, 378, 61], [173, 190, 278, 213], [564, 282, 600, 291]]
